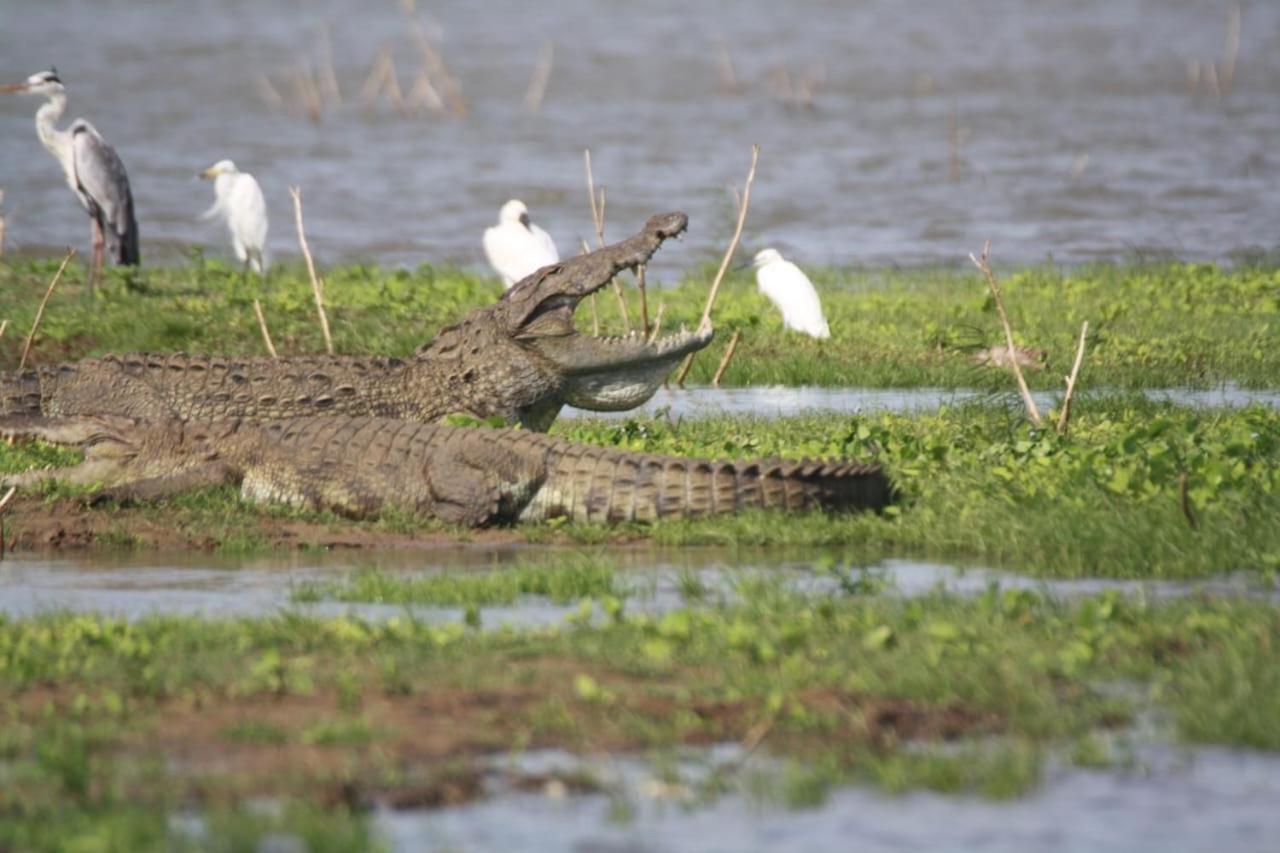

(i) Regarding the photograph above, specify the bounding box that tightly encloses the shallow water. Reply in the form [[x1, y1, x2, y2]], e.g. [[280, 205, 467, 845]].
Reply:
[[0, 550, 1270, 623], [2, 1, 1279, 271], [565, 384, 1280, 420], [379, 743, 1280, 853]]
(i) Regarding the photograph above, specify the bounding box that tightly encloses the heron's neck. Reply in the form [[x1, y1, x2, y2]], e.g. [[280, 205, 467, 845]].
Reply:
[[34, 94, 68, 152]]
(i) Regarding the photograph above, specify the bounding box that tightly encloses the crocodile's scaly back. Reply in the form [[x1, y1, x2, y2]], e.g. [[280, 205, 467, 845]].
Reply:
[[0, 213, 711, 431], [0, 414, 892, 526]]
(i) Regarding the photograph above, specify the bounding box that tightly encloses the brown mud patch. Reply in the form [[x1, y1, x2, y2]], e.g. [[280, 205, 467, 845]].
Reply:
[[13, 671, 997, 813], [0, 495, 525, 553]]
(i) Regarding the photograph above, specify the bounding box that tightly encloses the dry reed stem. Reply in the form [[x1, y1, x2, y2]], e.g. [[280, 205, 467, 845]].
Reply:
[[288, 187, 335, 355], [1221, 2, 1241, 96], [712, 329, 742, 387], [317, 23, 343, 106], [969, 241, 1041, 425], [0, 320, 8, 344], [1056, 320, 1089, 435], [18, 248, 74, 372], [253, 299, 279, 359], [408, 23, 467, 118], [257, 74, 285, 110], [523, 42, 554, 112], [360, 47, 396, 112], [948, 101, 962, 182], [647, 301, 666, 344], [714, 37, 742, 95], [0, 484, 15, 560], [582, 150, 631, 331], [675, 143, 760, 386], [579, 238, 601, 336], [294, 57, 323, 123], [1187, 60, 1202, 97], [636, 263, 649, 336], [407, 66, 446, 116], [1179, 472, 1199, 530]]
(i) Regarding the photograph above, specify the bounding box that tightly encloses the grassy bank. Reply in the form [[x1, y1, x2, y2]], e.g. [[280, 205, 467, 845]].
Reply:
[[0, 256, 1276, 388], [0, 399, 1275, 578], [1, 582, 1276, 848]]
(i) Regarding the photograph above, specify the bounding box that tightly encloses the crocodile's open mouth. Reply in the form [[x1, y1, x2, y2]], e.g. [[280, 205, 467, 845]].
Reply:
[[533, 322, 714, 410]]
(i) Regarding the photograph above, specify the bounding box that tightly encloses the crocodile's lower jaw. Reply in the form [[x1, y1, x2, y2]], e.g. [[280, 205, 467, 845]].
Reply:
[[539, 325, 715, 412]]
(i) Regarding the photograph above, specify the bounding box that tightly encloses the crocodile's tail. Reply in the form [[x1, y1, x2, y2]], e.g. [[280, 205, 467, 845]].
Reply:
[[520, 442, 892, 523]]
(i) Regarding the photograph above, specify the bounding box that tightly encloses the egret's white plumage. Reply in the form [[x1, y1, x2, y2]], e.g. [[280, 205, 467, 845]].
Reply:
[[753, 248, 830, 339], [200, 159, 268, 274], [483, 199, 559, 289]]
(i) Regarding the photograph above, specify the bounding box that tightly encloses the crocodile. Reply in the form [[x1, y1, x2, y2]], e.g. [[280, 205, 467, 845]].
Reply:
[[0, 414, 891, 526], [0, 212, 711, 431]]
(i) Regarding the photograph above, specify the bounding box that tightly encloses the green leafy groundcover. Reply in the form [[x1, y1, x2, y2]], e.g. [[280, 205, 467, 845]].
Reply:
[[0, 586, 1276, 848], [1, 256, 1276, 388]]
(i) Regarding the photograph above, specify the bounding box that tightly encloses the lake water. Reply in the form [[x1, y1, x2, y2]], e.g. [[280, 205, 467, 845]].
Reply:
[[2, 0, 1278, 273]]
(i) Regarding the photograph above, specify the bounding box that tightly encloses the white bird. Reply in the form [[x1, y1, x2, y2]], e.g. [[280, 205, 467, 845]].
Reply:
[[1, 68, 139, 289], [483, 199, 559, 289], [753, 248, 831, 339], [199, 159, 268, 275]]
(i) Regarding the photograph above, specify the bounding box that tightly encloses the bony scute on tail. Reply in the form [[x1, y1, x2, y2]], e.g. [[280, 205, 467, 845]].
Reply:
[[0, 414, 892, 527]]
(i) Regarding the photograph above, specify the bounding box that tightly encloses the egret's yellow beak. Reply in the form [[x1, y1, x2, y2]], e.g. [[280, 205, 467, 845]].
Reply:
[[0, 83, 30, 94], [198, 166, 218, 180]]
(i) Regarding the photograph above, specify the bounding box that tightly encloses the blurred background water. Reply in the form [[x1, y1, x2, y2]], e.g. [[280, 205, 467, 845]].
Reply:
[[1, 0, 1276, 277]]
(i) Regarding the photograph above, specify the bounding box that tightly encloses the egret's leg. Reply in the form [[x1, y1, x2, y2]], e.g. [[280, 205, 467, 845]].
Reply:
[[88, 217, 105, 294]]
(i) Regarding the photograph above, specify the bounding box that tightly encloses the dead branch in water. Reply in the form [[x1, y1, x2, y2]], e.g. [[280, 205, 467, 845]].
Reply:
[[288, 187, 335, 355], [253, 299, 279, 359], [523, 42, 554, 112], [712, 329, 742, 387], [18, 248, 74, 371], [969, 241, 1042, 426], [675, 143, 760, 387], [1056, 321, 1089, 435]]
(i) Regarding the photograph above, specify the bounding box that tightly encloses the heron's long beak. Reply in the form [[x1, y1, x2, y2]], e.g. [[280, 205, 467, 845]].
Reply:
[[0, 83, 30, 94]]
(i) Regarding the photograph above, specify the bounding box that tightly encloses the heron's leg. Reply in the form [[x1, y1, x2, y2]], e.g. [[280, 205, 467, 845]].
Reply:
[[88, 217, 105, 294]]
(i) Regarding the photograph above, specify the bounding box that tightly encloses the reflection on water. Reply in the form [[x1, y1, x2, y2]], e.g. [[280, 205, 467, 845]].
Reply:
[[566, 385, 1280, 420], [0, 551, 1270, 622], [380, 745, 1280, 853], [2, 1, 1278, 269]]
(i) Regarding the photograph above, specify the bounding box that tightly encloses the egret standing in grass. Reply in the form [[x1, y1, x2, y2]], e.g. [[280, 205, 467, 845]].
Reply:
[[753, 248, 831, 339], [483, 199, 559, 289], [1, 68, 139, 290], [199, 160, 268, 276]]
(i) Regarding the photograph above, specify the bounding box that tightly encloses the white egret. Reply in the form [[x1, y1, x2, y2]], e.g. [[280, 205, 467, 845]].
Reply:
[[483, 199, 559, 289], [199, 160, 268, 275], [1, 68, 139, 289], [753, 248, 830, 339]]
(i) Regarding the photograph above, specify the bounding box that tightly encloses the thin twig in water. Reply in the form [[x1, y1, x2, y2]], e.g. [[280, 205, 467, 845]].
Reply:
[[1221, 1, 1241, 97], [1056, 320, 1089, 435], [288, 187, 335, 355], [523, 42, 554, 112], [1179, 472, 1199, 530], [19, 248, 74, 371], [253, 299, 279, 359], [969, 241, 1041, 426], [675, 143, 760, 387], [712, 329, 742, 387]]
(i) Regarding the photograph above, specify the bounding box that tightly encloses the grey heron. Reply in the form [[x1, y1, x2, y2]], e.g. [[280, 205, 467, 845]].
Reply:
[[483, 199, 559, 289], [1, 68, 139, 289], [753, 248, 831, 339], [199, 159, 268, 276]]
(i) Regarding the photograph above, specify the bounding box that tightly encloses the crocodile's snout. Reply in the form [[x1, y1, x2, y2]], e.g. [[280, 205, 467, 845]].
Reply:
[[644, 211, 688, 240]]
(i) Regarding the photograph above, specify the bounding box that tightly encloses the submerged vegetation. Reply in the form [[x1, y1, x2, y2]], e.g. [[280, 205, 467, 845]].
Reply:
[[0, 256, 1276, 388]]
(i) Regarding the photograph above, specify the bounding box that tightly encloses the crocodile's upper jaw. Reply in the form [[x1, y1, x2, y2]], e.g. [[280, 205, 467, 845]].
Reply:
[[530, 322, 714, 411]]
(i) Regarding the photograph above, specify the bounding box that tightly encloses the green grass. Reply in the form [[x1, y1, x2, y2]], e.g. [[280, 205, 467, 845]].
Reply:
[[0, 584, 1276, 846], [1, 255, 1277, 388]]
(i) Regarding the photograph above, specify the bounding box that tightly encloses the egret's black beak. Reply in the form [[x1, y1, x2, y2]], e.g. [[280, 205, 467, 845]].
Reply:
[[519, 212, 532, 230]]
